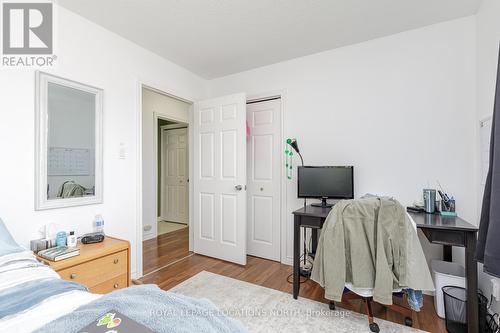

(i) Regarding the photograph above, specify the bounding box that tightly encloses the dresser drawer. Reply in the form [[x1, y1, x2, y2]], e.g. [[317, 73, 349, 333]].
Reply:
[[90, 274, 128, 294], [58, 250, 127, 288]]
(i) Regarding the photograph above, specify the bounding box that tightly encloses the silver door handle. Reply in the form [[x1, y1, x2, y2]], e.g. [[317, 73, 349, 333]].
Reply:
[[234, 185, 243, 191]]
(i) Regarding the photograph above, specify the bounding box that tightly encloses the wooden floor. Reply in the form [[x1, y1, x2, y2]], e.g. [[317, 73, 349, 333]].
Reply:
[[142, 227, 191, 275], [141, 254, 446, 332]]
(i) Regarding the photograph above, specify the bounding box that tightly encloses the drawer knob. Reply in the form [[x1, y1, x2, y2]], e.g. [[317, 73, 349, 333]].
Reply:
[[70, 273, 77, 279], [113, 259, 119, 264], [114, 283, 119, 289]]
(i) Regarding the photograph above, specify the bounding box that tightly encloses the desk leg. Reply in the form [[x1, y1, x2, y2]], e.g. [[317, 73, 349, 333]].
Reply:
[[465, 232, 478, 333], [311, 228, 318, 255], [293, 215, 300, 299], [443, 245, 452, 262]]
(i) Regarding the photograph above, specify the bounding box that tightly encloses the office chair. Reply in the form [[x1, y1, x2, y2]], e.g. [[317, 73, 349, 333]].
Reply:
[[328, 288, 413, 332]]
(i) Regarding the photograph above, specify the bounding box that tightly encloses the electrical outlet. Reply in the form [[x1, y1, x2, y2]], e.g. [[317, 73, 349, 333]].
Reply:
[[492, 278, 500, 301]]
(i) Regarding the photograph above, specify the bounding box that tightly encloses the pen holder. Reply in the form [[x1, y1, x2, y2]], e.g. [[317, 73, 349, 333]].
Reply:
[[440, 199, 457, 216]]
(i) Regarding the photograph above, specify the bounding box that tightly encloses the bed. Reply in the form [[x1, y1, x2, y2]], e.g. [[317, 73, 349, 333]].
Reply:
[[0, 220, 246, 333]]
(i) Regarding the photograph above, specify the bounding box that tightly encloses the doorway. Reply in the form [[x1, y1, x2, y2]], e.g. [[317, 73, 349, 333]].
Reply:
[[141, 87, 193, 276], [137, 89, 285, 277]]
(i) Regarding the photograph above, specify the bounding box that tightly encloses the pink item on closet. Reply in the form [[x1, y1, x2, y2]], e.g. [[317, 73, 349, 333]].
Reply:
[[246, 121, 251, 138]]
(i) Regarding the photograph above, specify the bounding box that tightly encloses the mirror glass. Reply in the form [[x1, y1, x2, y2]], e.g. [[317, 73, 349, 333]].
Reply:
[[36, 71, 102, 210], [46, 83, 96, 200]]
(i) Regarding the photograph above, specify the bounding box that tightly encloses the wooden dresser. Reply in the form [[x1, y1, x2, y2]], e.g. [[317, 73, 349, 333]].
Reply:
[[37, 236, 130, 294]]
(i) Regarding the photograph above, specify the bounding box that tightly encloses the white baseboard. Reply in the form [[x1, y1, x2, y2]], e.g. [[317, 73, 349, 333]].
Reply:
[[158, 217, 188, 225], [281, 256, 293, 266], [142, 232, 156, 241]]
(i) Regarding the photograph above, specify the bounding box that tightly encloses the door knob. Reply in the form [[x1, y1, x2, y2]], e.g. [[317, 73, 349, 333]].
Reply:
[[234, 185, 243, 191]]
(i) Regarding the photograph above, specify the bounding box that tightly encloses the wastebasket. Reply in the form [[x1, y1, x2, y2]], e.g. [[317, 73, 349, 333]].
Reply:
[[442, 286, 488, 333], [431, 259, 466, 318]]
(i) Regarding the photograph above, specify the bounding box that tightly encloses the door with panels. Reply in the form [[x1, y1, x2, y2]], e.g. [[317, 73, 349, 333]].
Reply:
[[160, 127, 188, 224], [193, 93, 247, 265], [246, 98, 281, 261]]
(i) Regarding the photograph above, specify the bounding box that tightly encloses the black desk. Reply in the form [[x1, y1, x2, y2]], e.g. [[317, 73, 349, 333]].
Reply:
[[292, 206, 479, 333], [408, 212, 479, 333], [292, 205, 332, 299]]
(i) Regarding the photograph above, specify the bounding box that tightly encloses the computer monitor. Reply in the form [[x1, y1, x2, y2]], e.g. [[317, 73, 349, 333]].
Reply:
[[298, 166, 354, 207]]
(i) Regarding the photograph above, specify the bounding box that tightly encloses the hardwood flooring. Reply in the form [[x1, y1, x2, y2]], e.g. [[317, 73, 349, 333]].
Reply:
[[142, 227, 191, 275], [141, 254, 446, 332]]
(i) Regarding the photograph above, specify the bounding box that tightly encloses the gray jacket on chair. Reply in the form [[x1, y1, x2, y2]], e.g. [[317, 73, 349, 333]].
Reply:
[[311, 196, 433, 305]]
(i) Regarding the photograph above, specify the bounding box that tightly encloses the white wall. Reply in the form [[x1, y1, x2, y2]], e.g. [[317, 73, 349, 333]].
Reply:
[[141, 88, 191, 240], [476, 0, 500, 315], [210, 17, 478, 265], [0, 5, 207, 278]]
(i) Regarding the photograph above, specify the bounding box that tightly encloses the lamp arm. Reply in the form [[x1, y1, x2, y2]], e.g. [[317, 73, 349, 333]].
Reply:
[[297, 151, 304, 167], [296, 151, 306, 207]]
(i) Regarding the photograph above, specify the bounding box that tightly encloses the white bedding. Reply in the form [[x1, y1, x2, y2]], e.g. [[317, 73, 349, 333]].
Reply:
[[0, 250, 101, 333]]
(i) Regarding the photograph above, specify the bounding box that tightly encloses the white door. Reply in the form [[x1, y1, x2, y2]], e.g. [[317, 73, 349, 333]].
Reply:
[[247, 99, 281, 261], [193, 93, 247, 265], [160, 127, 188, 224]]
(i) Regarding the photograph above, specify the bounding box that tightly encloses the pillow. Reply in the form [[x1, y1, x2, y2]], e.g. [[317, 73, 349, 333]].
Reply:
[[0, 218, 24, 257]]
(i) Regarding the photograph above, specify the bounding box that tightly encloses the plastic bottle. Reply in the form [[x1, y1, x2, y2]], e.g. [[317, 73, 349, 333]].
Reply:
[[67, 231, 77, 247], [94, 215, 104, 233], [55, 231, 67, 247]]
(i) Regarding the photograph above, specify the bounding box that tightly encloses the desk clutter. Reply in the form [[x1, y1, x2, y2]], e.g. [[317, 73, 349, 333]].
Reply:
[[407, 185, 457, 217], [30, 215, 106, 261]]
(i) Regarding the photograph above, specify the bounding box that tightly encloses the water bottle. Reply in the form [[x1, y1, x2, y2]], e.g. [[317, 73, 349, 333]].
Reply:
[[93, 214, 104, 233], [423, 189, 436, 214]]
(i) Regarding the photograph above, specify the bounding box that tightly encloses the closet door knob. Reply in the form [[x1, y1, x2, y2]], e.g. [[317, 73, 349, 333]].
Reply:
[[234, 185, 243, 191]]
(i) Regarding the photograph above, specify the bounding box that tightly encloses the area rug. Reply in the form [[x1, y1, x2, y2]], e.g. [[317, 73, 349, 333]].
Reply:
[[157, 221, 187, 235], [170, 271, 425, 333]]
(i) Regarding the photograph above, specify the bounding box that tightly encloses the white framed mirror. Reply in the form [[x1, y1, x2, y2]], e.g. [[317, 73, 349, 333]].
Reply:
[[35, 72, 103, 210]]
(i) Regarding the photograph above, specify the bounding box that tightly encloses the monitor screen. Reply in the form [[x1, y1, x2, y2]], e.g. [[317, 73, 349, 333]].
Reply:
[[298, 166, 353, 199]]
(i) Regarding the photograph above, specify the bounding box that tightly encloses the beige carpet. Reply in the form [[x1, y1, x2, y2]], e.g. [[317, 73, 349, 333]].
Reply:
[[158, 221, 188, 235], [171, 271, 424, 333]]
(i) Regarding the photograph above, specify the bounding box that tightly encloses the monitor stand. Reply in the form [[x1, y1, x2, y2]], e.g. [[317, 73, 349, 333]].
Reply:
[[310, 197, 333, 208]]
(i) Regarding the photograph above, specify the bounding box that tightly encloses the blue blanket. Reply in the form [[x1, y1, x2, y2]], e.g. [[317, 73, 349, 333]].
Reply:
[[36, 284, 247, 333], [0, 278, 87, 319]]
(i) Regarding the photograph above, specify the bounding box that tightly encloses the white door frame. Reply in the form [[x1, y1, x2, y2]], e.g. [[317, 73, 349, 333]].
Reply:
[[247, 90, 288, 265], [135, 80, 195, 279]]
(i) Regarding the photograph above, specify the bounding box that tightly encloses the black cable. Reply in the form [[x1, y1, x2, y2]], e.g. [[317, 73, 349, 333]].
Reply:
[[286, 234, 314, 284]]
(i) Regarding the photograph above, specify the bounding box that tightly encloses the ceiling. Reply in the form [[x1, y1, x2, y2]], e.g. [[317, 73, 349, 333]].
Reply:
[[58, 0, 482, 79]]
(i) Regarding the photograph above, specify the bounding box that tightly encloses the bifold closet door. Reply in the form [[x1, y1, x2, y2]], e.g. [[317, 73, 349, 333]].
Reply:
[[246, 99, 281, 261], [193, 93, 247, 265], [160, 127, 188, 224]]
